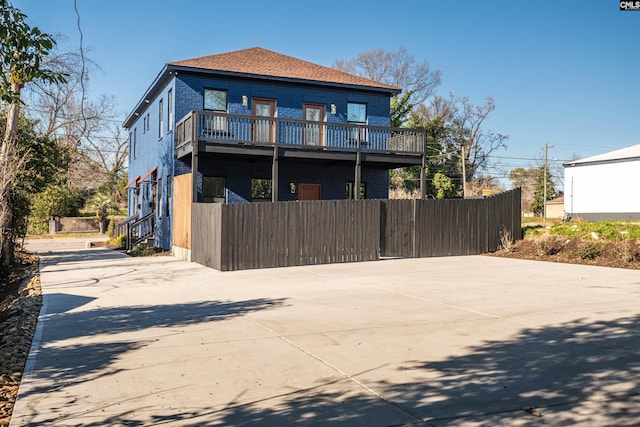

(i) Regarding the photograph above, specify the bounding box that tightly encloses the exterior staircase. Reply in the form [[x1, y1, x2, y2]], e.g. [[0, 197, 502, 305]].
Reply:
[[116, 212, 155, 250]]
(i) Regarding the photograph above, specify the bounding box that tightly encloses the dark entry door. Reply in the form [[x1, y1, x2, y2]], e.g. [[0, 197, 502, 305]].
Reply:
[[298, 183, 322, 200]]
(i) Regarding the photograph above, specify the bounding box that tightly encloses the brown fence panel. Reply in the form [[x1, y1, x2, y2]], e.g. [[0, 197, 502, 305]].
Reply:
[[381, 189, 522, 258], [191, 203, 223, 270], [215, 199, 380, 271], [380, 199, 414, 258], [172, 174, 192, 250]]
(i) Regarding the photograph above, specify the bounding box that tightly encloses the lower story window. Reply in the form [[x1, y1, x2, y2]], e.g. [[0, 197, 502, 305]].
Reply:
[[166, 175, 172, 217], [251, 178, 272, 202], [157, 178, 163, 217], [203, 176, 226, 203], [346, 181, 366, 200]]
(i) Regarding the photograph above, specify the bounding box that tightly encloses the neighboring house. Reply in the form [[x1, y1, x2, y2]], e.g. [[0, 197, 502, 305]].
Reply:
[[545, 195, 564, 219], [564, 144, 640, 221], [123, 47, 426, 250]]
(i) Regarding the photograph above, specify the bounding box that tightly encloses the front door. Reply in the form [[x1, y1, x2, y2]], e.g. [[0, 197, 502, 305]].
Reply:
[[303, 103, 325, 146], [252, 98, 276, 143], [298, 183, 322, 200]]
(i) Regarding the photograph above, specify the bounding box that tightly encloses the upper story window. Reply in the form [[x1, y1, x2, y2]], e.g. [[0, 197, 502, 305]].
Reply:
[[347, 102, 367, 124], [204, 89, 227, 111], [145, 113, 150, 132], [132, 128, 137, 159], [167, 89, 173, 132], [347, 102, 367, 142], [204, 89, 228, 133], [158, 98, 164, 139]]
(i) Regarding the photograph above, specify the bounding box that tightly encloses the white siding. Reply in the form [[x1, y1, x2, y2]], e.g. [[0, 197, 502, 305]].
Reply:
[[564, 159, 640, 215]]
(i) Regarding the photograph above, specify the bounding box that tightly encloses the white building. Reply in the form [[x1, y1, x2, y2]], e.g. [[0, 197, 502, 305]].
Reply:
[[564, 144, 640, 221]]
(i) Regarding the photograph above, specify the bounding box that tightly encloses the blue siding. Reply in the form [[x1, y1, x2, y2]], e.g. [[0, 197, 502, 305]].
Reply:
[[127, 78, 176, 249], [174, 74, 391, 129], [128, 69, 393, 251], [198, 160, 389, 203]]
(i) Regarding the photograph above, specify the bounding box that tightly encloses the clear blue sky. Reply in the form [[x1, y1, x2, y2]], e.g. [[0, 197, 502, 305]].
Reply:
[[12, 0, 640, 188]]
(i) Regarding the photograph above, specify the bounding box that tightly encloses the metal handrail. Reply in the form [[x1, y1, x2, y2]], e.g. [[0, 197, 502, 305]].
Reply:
[[121, 212, 156, 250], [116, 214, 138, 238]]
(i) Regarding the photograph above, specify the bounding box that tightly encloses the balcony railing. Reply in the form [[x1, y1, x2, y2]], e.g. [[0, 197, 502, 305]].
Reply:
[[175, 111, 425, 155]]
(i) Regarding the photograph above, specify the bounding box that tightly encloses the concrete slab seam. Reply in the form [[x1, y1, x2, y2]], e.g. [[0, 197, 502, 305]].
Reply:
[[245, 316, 426, 424], [379, 288, 540, 330]]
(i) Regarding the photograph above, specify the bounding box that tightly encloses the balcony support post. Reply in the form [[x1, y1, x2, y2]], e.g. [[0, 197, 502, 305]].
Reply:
[[192, 141, 199, 203], [355, 136, 362, 200]]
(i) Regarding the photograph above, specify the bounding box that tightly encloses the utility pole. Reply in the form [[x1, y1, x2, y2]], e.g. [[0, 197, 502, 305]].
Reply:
[[543, 143, 554, 222]]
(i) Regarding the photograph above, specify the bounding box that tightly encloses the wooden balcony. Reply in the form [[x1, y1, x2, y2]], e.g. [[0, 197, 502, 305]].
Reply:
[[175, 111, 425, 162]]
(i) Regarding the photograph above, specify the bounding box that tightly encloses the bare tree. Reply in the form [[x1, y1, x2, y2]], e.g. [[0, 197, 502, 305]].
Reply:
[[333, 46, 442, 106], [447, 94, 509, 183], [509, 167, 537, 212], [468, 175, 505, 197], [25, 48, 88, 137], [24, 46, 127, 204], [407, 94, 509, 196], [80, 100, 128, 203]]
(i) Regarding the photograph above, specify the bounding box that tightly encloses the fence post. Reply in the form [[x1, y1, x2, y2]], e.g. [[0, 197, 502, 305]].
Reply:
[[354, 127, 362, 200], [412, 198, 417, 258], [420, 136, 427, 199]]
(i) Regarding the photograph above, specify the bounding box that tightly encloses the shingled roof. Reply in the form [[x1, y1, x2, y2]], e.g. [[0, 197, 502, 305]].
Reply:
[[169, 47, 399, 92], [124, 47, 400, 128]]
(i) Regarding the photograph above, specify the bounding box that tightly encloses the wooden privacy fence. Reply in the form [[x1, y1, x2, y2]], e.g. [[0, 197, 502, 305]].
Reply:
[[189, 188, 521, 271], [192, 200, 381, 271], [380, 189, 521, 258]]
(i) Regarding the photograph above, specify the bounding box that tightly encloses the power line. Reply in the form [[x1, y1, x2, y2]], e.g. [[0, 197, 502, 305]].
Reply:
[[47, 131, 125, 142], [74, 0, 88, 139], [490, 154, 572, 162], [22, 106, 124, 124]]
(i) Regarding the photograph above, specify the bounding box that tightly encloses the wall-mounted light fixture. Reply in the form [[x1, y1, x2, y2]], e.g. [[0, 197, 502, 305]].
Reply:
[[330, 104, 337, 115], [242, 96, 248, 107], [289, 182, 296, 194]]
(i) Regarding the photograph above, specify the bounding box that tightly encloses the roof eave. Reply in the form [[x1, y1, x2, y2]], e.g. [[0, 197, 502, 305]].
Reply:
[[564, 155, 640, 168], [124, 63, 401, 129], [123, 64, 176, 129], [169, 64, 401, 95]]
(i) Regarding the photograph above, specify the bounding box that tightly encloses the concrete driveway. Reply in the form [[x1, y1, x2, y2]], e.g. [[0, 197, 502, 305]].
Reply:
[[10, 239, 640, 426]]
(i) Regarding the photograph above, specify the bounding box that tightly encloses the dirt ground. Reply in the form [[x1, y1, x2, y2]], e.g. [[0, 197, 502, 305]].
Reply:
[[0, 252, 41, 427], [491, 235, 640, 270]]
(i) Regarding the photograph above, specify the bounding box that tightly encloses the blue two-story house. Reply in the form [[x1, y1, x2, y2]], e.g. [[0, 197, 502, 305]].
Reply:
[[123, 47, 426, 251]]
